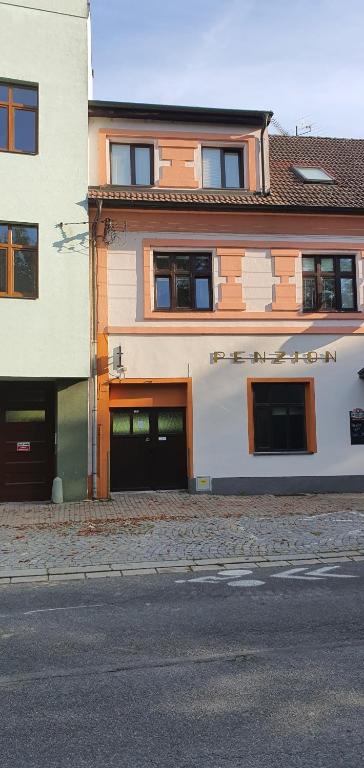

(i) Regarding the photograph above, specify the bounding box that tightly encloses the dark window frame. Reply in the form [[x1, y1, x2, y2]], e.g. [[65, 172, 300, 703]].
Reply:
[[202, 146, 245, 189], [153, 251, 213, 312], [252, 382, 308, 454], [0, 82, 38, 155], [302, 254, 357, 312], [0, 223, 38, 299], [110, 143, 154, 186]]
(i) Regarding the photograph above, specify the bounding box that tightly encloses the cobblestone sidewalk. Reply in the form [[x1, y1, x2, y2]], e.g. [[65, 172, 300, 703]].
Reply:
[[0, 492, 364, 572]]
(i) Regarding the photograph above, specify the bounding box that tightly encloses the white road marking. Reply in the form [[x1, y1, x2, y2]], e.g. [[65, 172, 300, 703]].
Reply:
[[306, 566, 356, 578], [227, 580, 265, 587], [22, 604, 105, 615], [217, 570, 253, 577], [176, 564, 360, 588], [272, 566, 358, 581], [175, 576, 222, 584], [272, 568, 323, 581]]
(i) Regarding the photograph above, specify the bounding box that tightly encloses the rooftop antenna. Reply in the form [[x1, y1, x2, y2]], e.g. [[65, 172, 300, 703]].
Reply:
[[270, 117, 291, 136], [295, 117, 314, 136]]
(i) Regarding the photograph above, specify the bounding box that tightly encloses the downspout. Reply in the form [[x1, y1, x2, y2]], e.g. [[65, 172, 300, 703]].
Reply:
[[260, 113, 269, 195], [91, 199, 103, 499]]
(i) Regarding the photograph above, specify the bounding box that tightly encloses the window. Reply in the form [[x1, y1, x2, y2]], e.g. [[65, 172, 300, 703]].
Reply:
[[252, 382, 307, 453], [0, 223, 38, 298], [154, 252, 212, 311], [110, 144, 153, 185], [0, 82, 38, 154], [302, 255, 356, 312], [202, 147, 244, 189], [293, 166, 334, 184]]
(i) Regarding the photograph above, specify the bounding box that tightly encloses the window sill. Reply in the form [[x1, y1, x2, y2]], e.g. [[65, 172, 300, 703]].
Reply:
[[0, 148, 38, 156], [0, 294, 38, 300], [301, 309, 359, 314], [253, 451, 314, 456]]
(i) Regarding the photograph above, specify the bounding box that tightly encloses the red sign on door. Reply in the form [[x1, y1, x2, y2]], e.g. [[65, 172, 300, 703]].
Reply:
[[17, 442, 31, 453]]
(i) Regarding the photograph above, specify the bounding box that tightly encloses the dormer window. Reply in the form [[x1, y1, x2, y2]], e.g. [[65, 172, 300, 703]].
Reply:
[[110, 143, 153, 186], [202, 147, 244, 189], [293, 166, 335, 184]]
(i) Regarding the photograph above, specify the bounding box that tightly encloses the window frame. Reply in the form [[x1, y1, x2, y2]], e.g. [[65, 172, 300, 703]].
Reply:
[[202, 146, 245, 189], [293, 166, 335, 184], [110, 142, 154, 186], [153, 251, 213, 312], [247, 378, 317, 455], [302, 254, 357, 313], [0, 82, 38, 155], [0, 223, 39, 299]]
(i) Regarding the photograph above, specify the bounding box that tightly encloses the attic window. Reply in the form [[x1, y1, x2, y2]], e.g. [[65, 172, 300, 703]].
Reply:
[[293, 166, 335, 184]]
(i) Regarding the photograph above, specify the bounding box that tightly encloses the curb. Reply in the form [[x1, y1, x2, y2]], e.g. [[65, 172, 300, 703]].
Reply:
[[0, 550, 363, 585]]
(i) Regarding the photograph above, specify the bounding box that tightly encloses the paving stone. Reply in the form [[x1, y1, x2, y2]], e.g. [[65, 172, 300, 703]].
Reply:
[[111, 560, 192, 570], [0, 568, 48, 578], [121, 568, 157, 576], [317, 551, 345, 557], [193, 559, 225, 565], [156, 566, 191, 573], [258, 561, 291, 568], [0, 578, 10, 584], [287, 558, 321, 565], [221, 562, 258, 569], [352, 555, 364, 561], [11, 575, 49, 583], [49, 573, 86, 582], [191, 565, 220, 571], [48, 565, 111, 575], [85, 571, 121, 579], [318, 557, 351, 563], [214, 556, 267, 563], [0, 492, 363, 580]]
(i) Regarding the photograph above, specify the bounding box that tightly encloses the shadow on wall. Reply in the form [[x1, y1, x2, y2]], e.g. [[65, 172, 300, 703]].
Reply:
[[52, 198, 89, 255]]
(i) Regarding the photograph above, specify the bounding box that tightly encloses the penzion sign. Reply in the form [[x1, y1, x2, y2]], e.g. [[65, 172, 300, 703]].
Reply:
[[212, 350, 337, 364]]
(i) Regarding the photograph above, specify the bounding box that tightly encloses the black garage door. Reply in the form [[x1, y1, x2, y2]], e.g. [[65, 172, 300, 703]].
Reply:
[[110, 407, 188, 491], [0, 382, 55, 501]]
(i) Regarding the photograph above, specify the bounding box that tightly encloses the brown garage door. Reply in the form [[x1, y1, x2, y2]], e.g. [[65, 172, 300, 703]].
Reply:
[[0, 382, 55, 501]]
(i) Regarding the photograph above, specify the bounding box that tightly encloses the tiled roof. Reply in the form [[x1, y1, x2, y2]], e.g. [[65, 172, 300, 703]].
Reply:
[[89, 134, 364, 211]]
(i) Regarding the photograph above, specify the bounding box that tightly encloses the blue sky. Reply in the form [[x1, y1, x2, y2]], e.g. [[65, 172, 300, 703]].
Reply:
[[90, 0, 364, 138]]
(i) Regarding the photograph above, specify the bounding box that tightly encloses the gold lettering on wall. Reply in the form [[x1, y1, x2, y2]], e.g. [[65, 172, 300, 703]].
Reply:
[[211, 350, 337, 364]]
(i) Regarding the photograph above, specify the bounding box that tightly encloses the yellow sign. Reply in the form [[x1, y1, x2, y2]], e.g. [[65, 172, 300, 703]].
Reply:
[[212, 350, 336, 364]]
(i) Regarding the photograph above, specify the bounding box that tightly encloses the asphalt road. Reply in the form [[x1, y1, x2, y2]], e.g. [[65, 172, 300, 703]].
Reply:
[[0, 562, 363, 768]]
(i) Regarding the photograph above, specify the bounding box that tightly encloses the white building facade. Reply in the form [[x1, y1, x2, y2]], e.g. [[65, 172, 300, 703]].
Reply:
[[89, 102, 364, 497], [0, 0, 90, 501]]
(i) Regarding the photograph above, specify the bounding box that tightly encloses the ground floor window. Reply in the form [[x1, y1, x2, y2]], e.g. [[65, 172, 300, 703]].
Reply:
[[248, 379, 316, 454]]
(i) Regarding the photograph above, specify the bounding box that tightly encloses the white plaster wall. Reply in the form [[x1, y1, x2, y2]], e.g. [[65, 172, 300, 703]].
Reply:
[[108, 333, 364, 479], [0, 0, 89, 378], [107, 231, 364, 327], [3, 0, 88, 14]]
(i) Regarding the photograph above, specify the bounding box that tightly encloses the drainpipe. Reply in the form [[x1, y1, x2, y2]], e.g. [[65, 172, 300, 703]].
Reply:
[[91, 199, 103, 499], [260, 114, 269, 195]]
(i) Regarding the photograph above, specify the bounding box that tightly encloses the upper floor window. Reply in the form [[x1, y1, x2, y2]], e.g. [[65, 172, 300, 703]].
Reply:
[[110, 143, 153, 186], [0, 223, 38, 298], [302, 255, 356, 312], [154, 252, 212, 311], [0, 83, 38, 154], [202, 147, 244, 189]]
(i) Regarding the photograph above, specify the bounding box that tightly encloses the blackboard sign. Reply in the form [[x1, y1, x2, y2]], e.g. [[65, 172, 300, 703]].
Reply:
[[350, 409, 364, 444]]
